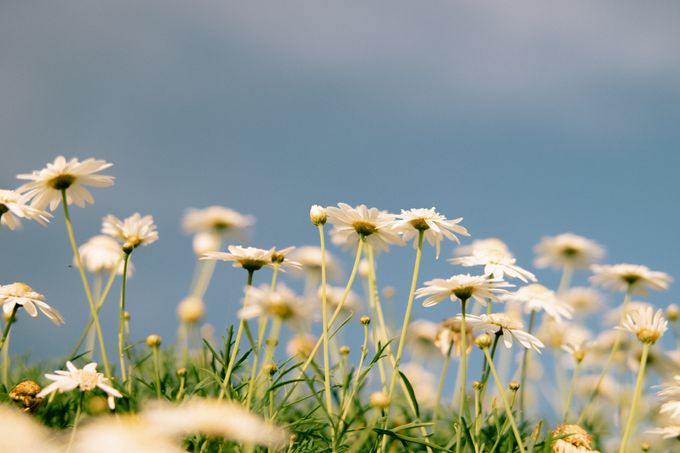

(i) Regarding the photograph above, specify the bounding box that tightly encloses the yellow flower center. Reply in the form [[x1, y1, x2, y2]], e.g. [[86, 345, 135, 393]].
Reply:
[[637, 328, 660, 344], [48, 174, 76, 190], [409, 218, 430, 232], [0, 204, 8, 215], [453, 286, 474, 301], [75, 370, 100, 391], [238, 258, 268, 272], [621, 273, 641, 285], [352, 221, 377, 237]]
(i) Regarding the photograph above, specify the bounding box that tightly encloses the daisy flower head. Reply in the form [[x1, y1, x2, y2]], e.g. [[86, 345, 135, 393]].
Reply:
[[450, 247, 536, 283], [239, 284, 310, 325], [309, 204, 327, 226], [102, 213, 159, 251], [77, 235, 130, 275], [270, 246, 302, 272], [0, 189, 51, 230], [501, 284, 573, 323], [454, 238, 510, 257], [561, 287, 604, 314], [590, 263, 672, 296], [463, 313, 544, 352], [16, 156, 113, 211], [37, 361, 121, 409], [405, 319, 440, 356], [435, 317, 473, 357], [326, 203, 404, 253], [618, 306, 668, 344], [201, 245, 274, 272], [182, 206, 254, 236], [534, 233, 605, 270], [392, 207, 469, 258], [536, 319, 591, 349], [287, 246, 342, 279], [0, 282, 64, 325], [416, 274, 513, 307], [562, 339, 594, 364], [192, 232, 222, 256], [319, 285, 360, 313]]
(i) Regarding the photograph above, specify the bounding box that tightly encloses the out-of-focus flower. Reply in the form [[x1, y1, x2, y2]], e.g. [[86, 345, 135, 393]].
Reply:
[[78, 235, 130, 275], [416, 274, 512, 307], [560, 287, 604, 314], [326, 203, 404, 253], [9, 380, 43, 412], [604, 301, 652, 326], [0, 189, 51, 229], [177, 296, 205, 324], [450, 248, 535, 283], [405, 319, 440, 357], [239, 284, 310, 326], [202, 245, 274, 272], [287, 334, 317, 359], [288, 246, 342, 280], [502, 284, 573, 323], [400, 363, 438, 408], [534, 233, 604, 270], [319, 285, 361, 313], [590, 264, 671, 296], [618, 306, 667, 344], [0, 405, 61, 453], [17, 156, 114, 211], [182, 206, 254, 235], [562, 340, 593, 364], [435, 317, 473, 356], [102, 213, 159, 250], [462, 313, 544, 352], [37, 361, 121, 409], [454, 238, 510, 257], [192, 232, 221, 256], [392, 207, 468, 258], [550, 424, 599, 453], [0, 282, 64, 325], [536, 319, 590, 350]]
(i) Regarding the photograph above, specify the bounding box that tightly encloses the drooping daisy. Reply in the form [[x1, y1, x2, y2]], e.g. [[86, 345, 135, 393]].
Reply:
[[416, 274, 512, 307], [239, 284, 310, 326], [0, 282, 64, 325], [270, 246, 302, 272], [560, 287, 604, 314], [534, 233, 605, 270], [77, 235, 130, 275], [0, 189, 51, 230], [392, 207, 469, 258], [617, 306, 668, 344], [182, 206, 254, 236], [326, 203, 404, 253], [37, 361, 121, 409], [450, 246, 536, 283], [287, 246, 342, 280], [16, 156, 114, 211], [501, 284, 573, 323], [201, 245, 274, 272], [590, 264, 672, 295], [102, 213, 159, 251], [435, 317, 473, 356], [550, 424, 600, 453], [462, 313, 544, 352]]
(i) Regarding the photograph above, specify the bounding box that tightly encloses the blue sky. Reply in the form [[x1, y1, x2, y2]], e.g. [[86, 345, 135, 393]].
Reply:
[[2, 0, 680, 366]]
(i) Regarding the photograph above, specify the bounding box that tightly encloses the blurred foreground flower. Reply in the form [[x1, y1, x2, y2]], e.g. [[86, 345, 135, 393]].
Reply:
[[0, 405, 61, 453], [591, 264, 672, 295], [534, 233, 604, 270]]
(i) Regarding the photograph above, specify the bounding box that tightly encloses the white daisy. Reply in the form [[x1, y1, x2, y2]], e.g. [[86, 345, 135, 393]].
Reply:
[[590, 263, 672, 295], [0, 189, 51, 230], [0, 405, 61, 453], [37, 361, 122, 409], [392, 207, 469, 258], [534, 233, 605, 270], [560, 287, 604, 314], [454, 238, 511, 257], [287, 246, 342, 280], [405, 319, 440, 357], [102, 213, 159, 250], [462, 313, 544, 352], [435, 317, 473, 357], [182, 206, 254, 235], [326, 203, 404, 253], [270, 246, 302, 272], [319, 285, 361, 313], [77, 235, 130, 275], [647, 424, 680, 439], [239, 284, 310, 325], [416, 274, 512, 307], [0, 282, 64, 325], [536, 319, 591, 349], [450, 247, 536, 283], [501, 284, 573, 323], [617, 306, 668, 344], [562, 340, 594, 364], [16, 156, 114, 211], [201, 245, 274, 272]]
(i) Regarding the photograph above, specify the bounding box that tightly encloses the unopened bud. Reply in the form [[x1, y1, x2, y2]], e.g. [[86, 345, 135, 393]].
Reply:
[[667, 304, 679, 321], [382, 286, 396, 299], [264, 363, 278, 376], [123, 311, 130, 321], [509, 381, 520, 391], [177, 296, 205, 323], [146, 334, 161, 348], [472, 380, 482, 391], [339, 345, 350, 355], [358, 259, 370, 278], [369, 391, 391, 409], [475, 333, 492, 349], [309, 205, 327, 226], [360, 316, 371, 326], [177, 367, 187, 377]]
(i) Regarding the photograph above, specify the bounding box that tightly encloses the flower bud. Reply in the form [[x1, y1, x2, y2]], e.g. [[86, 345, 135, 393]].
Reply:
[[509, 381, 520, 391], [177, 296, 205, 323], [369, 391, 391, 409], [177, 367, 187, 377], [309, 205, 327, 226], [339, 345, 350, 355], [475, 333, 492, 349], [358, 259, 370, 278], [146, 334, 161, 348], [360, 316, 371, 326], [472, 380, 482, 390], [264, 363, 278, 376], [667, 304, 679, 321]]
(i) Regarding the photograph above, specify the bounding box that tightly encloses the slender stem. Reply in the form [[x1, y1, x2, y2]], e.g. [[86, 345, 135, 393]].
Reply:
[[433, 339, 454, 428], [619, 343, 650, 453], [318, 224, 334, 415], [0, 305, 18, 353], [60, 190, 111, 378], [246, 315, 269, 410], [275, 241, 363, 417], [338, 322, 370, 433], [176, 374, 186, 401], [118, 252, 132, 381], [152, 346, 162, 399], [218, 269, 254, 400], [456, 298, 469, 451], [578, 289, 632, 424], [563, 361, 581, 423], [67, 392, 85, 453], [366, 245, 388, 392], [1, 330, 9, 386], [483, 347, 526, 453], [519, 310, 536, 417], [270, 263, 280, 290], [557, 263, 574, 296], [0, 306, 17, 385], [386, 231, 424, 403]]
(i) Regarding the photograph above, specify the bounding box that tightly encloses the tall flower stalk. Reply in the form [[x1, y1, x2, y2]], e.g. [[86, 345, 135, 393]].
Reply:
[[314, 206, 334, 416]]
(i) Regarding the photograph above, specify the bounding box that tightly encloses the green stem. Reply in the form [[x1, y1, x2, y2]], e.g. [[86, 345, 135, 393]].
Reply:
[[0, 306, 17, 386], [619, 343, 649, 453], [483, 347, 526, 453], [60, 190, 111, 378], [245, 314, 269, 410], [557, 263, 574, 296], [519, 310, 536, 418], [0, 305, 18, 353], [456, 298, 469, 451], [67, 392, 84, 453], [152, 345, 162, 399], [338, 322, 370, 436], [433, 339, 453, 428], [563, 361, 581, 423], [118, 252, 132, 382], [318, 223, 334, 416], [270, 263, 280, 290], [218, 269, 254, 400], [386, 231, 424, 403]]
